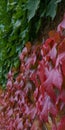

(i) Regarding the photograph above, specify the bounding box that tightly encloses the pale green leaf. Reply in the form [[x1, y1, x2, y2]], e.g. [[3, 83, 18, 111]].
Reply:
[[46, 0, 61, 20], [26, 0, 40, 21]]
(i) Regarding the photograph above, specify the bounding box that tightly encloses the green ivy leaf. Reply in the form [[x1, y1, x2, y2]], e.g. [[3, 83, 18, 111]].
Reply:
[[55, 0, 62, 3], [46, 0, 61, 20], [26, 0, 40, 21]]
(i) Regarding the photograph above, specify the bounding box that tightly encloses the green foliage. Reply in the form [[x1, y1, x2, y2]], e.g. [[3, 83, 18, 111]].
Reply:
[[0, 0, 62, 88]]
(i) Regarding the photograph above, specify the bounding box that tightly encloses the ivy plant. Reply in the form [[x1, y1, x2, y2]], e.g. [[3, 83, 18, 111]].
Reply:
[[0, 0, 62, 88]]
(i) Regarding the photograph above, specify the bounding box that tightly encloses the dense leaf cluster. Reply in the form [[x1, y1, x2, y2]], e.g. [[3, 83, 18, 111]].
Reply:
[[0, 0, 62, 87], [0, 17, 65, 129]]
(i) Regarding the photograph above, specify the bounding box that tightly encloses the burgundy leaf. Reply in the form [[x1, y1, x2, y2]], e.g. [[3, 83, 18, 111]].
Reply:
[[48, 43, 57, 63], [44, 68, 63, 90], [7, 109, 13, 117], [57, 116, 65, 130], [57, 14, 65, 32]]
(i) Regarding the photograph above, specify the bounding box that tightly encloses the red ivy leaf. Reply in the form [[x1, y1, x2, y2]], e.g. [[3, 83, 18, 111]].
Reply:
[[48, 43, 57, 63], [57, 116, 65, 130], [44, 68, 63, 90], [57, 13, 65, 33]]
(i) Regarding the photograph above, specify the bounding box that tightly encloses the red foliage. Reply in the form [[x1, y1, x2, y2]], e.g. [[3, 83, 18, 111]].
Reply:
[[0, 16, 65, 130]]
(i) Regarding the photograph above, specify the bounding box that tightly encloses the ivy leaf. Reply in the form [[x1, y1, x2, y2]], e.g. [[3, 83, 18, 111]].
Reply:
[[13, 20, 21, 30], [57, 13, 65, 32], [44, 68, 63, 90], [55, 0, 62, 3], [46, 0, 61, 20], [57, 116, 65, 130], [26, 0, 40, 21], [38, 94, 57, 122]]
